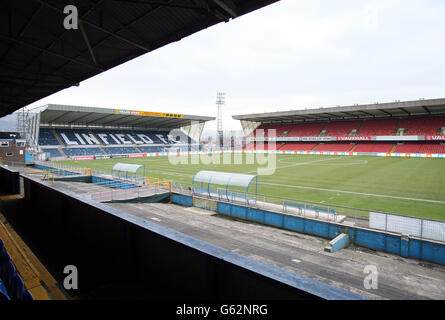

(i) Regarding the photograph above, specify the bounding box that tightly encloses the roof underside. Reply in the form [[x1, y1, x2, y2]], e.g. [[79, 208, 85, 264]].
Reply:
[[0, 0, 279, 117], [36, 104, 214, 129], [233, 98, 445, 124]]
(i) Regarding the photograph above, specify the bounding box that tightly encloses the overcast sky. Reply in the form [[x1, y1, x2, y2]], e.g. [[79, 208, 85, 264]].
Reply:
[[21, 0, 445, 131]]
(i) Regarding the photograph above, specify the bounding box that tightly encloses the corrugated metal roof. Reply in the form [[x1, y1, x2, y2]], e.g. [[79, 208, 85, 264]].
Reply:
[[0, 0, 280, 117], [34, 103, 214, 129], [232, 98, 445, 124]]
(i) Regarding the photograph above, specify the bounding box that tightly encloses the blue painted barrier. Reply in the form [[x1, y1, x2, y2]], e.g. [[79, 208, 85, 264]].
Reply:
[[172, 193, 193, 207], [35, 164, 78, 176], [172, 193, 445, 266]]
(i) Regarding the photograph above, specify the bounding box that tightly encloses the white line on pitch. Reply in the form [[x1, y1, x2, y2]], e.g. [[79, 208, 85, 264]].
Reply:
[[260, 182, 445, 204]]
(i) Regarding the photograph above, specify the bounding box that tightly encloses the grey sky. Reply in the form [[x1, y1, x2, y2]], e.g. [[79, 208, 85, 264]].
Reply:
[[22, 0, 445, 131]]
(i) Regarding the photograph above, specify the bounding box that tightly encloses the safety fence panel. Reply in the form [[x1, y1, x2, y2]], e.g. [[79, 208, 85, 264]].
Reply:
[[369, 212, 445, 242]]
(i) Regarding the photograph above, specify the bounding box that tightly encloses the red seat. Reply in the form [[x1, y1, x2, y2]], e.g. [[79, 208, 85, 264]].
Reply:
[[354, 143, 394, 153], [312, 143, 355, 152], [279, 143, 317, 151], [399, 117, 445, 135], [323, 121, 362, 137], [357, 119, 398, 136], [286, 123, 326, 137]]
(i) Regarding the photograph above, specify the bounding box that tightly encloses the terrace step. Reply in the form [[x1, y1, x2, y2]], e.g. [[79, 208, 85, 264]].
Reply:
[[324, 233, 349, 253], [51, 128, 65, 146]]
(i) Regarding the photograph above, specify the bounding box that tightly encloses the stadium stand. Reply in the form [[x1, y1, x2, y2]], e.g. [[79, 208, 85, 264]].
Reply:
[[393, 143, 420, 153], [353, 143, 395, 153], [399, 116, 445, 135], [243, 142, 284, 150], [393, 143, 445, 154], [103, 146, 140, 155], [36, 125, 196, 158], [357, 119, 398, 136], [323, 121, 362, 137], [420, 143, 445, 154], [0, 239, 33, 300], [62, 147, 105, 157], [43, 128, 190, 148], [259, 124, 296, 137], [137, 146, 166, 153], [286, 122, 326, 137], [38, 128, 60, 146], [312, 143, 355, 152], [279, 143, 317, 151], [42, 148, 62, 158]]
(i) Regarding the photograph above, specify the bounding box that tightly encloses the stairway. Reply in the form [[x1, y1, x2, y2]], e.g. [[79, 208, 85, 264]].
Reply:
[[355, 120, 365, 136], [96, 145, 107, 155], [318, 123, 328, 137], [51, 129, 65, 146], [57, 147, 66, 157], [395, 118, 402, 135]]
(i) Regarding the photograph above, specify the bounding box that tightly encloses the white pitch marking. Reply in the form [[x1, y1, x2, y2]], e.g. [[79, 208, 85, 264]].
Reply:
[[260, 182, 445, 204], [243, 157, 368, 175], [292, 259, 301, 263], [151, 217, 161, 222]]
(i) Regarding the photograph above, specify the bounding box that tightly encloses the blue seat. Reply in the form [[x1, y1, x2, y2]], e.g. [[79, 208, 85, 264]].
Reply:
[[1, 260, 16, 294], [11, 273, 25, 300], [0, 277, 10, 300]]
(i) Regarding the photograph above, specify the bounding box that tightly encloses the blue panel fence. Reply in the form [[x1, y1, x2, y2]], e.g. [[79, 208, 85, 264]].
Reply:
[[172, 193, 445, 266]]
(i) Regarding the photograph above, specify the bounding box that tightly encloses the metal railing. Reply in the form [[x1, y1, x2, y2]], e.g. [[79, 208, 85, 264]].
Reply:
[[188, 186, 445, 243], [35, 161, 445, 243], [89, 181, 171, 203], [25, 169, 55, 184], [35, 160, 87, 175]]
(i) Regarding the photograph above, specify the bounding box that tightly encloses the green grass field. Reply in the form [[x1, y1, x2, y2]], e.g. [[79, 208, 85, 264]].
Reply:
[[57, 154, 445, 220]]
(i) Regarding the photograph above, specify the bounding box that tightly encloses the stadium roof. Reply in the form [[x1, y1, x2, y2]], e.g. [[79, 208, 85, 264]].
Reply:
[[33, 104, 214, 129], [0, 0, 279, 117], [232, 98, 445, 124]]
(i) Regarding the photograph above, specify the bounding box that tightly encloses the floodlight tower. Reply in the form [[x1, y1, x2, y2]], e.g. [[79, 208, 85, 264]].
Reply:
[[17, 107, 29, 139], [216, 92, 225, 149]]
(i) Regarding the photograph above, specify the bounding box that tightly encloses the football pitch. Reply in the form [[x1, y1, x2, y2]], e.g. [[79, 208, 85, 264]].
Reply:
[[57, 154, 445, 221]]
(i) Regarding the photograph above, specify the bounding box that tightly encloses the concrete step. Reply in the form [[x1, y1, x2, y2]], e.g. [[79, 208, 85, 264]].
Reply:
[[325, 233, 349, 253]]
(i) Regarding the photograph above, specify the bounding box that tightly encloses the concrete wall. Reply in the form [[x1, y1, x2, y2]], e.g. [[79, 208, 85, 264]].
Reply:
[[172, 194, 445, 266]]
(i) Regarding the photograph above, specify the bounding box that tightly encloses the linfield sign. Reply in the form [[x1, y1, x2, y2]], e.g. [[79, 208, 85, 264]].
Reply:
[[115, 109, 183, 118]]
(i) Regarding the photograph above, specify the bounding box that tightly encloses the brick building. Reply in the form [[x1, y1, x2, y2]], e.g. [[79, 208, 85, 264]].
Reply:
[[0, 132, 26, 165]]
